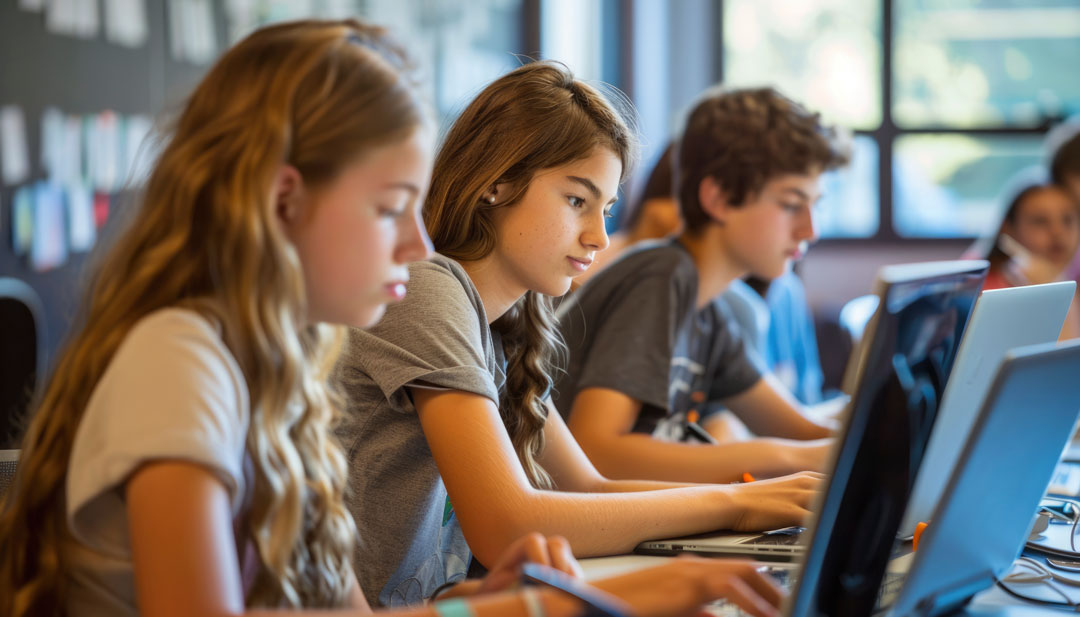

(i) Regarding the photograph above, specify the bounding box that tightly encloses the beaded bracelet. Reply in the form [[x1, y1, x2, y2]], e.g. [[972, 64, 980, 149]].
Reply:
[[432, 597, 475, 617]]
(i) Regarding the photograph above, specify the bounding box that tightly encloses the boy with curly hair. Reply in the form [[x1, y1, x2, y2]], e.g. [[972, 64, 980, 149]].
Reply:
[[553, 87, 850, 485]]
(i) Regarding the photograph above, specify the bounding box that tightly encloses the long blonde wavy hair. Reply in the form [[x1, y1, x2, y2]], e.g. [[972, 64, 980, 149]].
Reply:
[[424, 61, 636, 489], [0, 19, 427, 613]]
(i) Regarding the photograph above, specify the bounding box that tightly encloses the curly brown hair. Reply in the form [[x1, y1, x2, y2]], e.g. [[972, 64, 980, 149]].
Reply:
[[675, 87, 850, 232]]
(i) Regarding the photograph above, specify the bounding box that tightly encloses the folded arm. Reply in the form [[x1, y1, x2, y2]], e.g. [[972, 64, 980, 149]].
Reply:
[[567, 386, 832, 483]]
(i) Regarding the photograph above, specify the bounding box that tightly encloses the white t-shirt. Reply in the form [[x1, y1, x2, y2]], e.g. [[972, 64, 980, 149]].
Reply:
[[62, 308, 250, 617]]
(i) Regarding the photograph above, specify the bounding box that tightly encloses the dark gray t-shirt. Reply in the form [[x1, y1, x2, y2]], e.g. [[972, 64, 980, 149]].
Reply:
[[552, 240, 760, 436], [335, 254, 505, 608]]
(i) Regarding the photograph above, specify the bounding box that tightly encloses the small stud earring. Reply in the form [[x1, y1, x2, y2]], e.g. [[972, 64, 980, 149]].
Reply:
[[485, 195, 496, 204]]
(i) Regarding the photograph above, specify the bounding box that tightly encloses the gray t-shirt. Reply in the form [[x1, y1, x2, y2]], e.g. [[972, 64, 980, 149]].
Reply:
[[335, 254, 505, 608], [552, 240, 761, 436]]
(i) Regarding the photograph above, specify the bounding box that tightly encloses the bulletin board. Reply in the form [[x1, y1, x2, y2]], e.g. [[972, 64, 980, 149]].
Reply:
[[0, 1, 226, 364]]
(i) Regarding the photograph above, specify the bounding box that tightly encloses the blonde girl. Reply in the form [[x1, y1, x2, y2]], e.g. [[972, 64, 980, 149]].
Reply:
[[336, 61, 821, 607], [0, 19, 788, 617]]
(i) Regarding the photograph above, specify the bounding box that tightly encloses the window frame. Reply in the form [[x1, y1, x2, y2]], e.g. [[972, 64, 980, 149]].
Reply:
[[708, 0, 1061, 244]]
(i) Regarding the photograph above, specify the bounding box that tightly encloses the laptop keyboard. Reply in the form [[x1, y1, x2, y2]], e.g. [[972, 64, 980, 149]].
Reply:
[[705, 567, 794, 617], [751, 533, 804, 546], [750, 526, 806, 546]]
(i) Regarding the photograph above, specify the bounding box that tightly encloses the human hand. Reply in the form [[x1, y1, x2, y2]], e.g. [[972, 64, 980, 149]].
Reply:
[[478, 532, 582, 594], [590, 557, 784, 617], [778, 439, 834, 474], [725, 471, 822, 532]]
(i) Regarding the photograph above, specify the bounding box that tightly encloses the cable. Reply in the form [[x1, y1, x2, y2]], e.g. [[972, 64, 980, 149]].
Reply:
[[996, 557, 1080, 609]]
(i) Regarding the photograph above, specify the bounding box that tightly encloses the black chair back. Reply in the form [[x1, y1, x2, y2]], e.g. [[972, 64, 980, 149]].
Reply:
[[0, 449, 19, 505], [0, 278, 45, 448]]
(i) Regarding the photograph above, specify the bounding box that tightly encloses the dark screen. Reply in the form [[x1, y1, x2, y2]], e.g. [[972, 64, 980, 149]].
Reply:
[[789, 263, 987, 617]]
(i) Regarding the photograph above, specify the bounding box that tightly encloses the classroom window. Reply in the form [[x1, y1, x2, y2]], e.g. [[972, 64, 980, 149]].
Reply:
[[721, 0, 882, 131], [893, 134, 1044, 238], [894, 0, 1080, 129], [720, 0, 1080, 240], [817, 136, 880, 238]]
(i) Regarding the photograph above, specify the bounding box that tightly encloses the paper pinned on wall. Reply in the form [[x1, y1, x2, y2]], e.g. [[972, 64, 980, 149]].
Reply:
[[31, 181, 68, 272], [167, 0, 216, 64], [61, 114, 84, 185], [67, 181, 96, 251], [185, 0, 217, 64], [168, 0, 217, 64], [122, 114, 155, 188], [1, 105, 31, 186], [105, 0, 148, 48], [12, 186, 35, 256], [86, 111, 121, 192], [93, 191, 110, 229], [73, 0, 100, 39], [41, 106, 65, 180], [224, 0, 257, 44], [168, 0, 185, 60], [45, 0, 78, 36]]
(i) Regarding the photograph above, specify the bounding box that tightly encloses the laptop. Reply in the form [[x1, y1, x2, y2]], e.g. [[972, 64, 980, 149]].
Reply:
[[897, 281, 1075, 538], [636, 260, 988, 562], [881, 340, 1080, 617]]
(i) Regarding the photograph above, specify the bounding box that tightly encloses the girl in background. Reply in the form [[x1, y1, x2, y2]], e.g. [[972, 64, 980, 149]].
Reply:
[[982, 180, 1080, 339]]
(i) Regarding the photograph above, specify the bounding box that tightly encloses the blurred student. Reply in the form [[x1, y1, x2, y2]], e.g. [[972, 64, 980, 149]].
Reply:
[[553, 87, 849, 484], [574, 141, 828, 408], [980, 179, 1080, 339], [0, 21, 785, 617], [334, 62, 820, 608], [572, 144, 681, 289]]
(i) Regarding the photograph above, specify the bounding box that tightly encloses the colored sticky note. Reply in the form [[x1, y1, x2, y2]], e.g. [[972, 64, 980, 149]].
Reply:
[[30, 181, 69, 272], [1, 105, 31, 185]]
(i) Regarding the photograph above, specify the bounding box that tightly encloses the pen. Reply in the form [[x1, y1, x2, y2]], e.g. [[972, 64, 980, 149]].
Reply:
[[684, 410, 718, 444]]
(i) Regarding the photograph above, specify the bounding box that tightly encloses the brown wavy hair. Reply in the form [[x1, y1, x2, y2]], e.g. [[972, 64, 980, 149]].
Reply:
[[676, 86, 850, 232], [0, 19, 428, 613], [424, 61, 636, 488]]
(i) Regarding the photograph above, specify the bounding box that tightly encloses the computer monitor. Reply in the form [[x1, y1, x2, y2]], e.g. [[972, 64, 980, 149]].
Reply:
[[787, 260, 988, 617]]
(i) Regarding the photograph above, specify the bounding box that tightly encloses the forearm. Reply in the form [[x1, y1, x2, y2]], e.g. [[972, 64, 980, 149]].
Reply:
[[459, 484, 733, 565], [757, 412, 832, 441], [584, 433, 818, 483], [724, 376, 835, 440], [588, 477, 698, 492]]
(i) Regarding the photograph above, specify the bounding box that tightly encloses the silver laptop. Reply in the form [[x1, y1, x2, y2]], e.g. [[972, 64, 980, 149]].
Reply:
[[897, 281, 1075, 538], [636, 260, 988, 562], [883, 340, 1080, 617]]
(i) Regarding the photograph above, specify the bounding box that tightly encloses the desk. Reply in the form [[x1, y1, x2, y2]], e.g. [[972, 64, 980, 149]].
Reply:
[[579, 554, 1066, 617]]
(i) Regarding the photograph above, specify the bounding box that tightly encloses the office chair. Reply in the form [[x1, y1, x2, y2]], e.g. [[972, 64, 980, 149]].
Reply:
[[0, 278, 46, 448], [0, 449, 19, 504]]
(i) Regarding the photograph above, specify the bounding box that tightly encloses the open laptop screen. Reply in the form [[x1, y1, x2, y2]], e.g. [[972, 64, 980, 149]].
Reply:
[[788, 261, 987, 617]]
